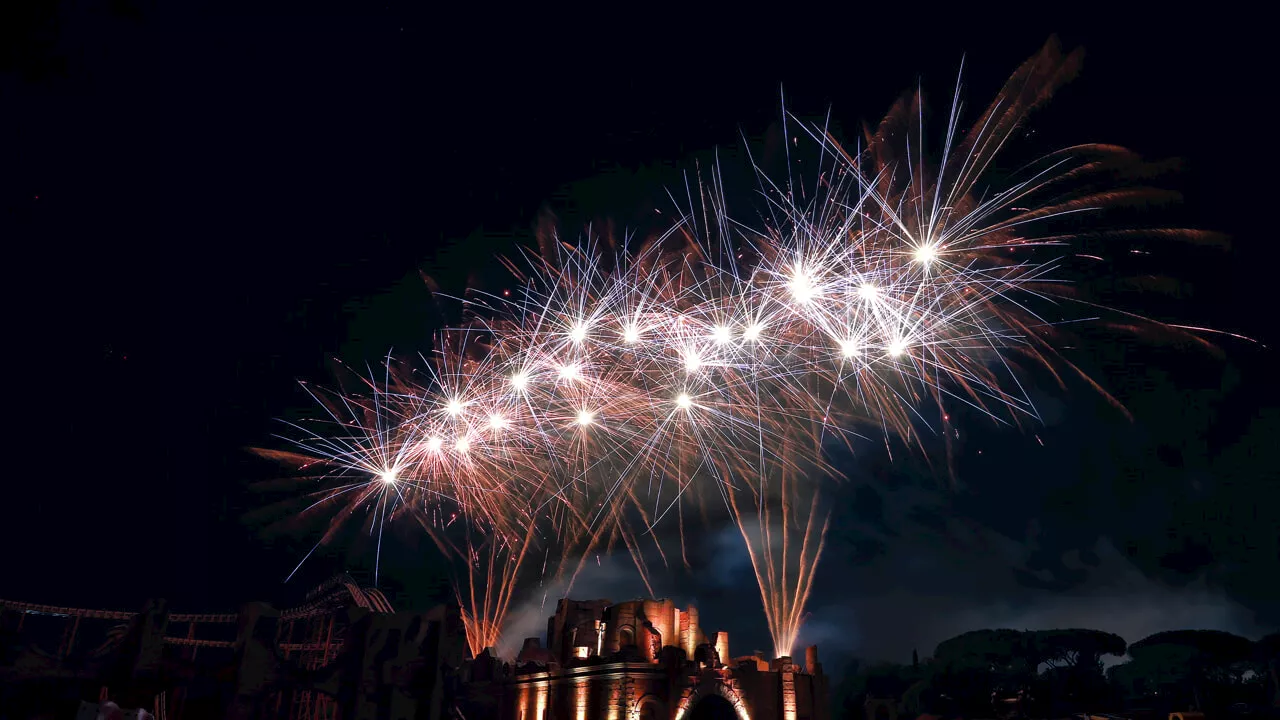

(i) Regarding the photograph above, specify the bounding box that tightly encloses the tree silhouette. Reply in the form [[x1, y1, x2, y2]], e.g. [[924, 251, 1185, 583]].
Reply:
[[1031, 629, 1126, 712], [1255, 632, 1279, 708], [1113, 630, 1257, 711], [831, 627, 1268, 720], [931, 630, 1038, 716], [1035, 629, 1127, 670]]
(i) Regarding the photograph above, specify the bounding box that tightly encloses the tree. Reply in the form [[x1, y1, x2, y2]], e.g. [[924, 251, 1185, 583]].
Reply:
[[1119, 630, 1257, 711], [934, 629, 1034, 675], [1031, 629, 1126, 712], [932, 630, 1038, 716], [830, 660, 922, 720], [1256, 632, 1279, 708], [929, 628, 1130, 715], [1035, 629, 1127, 671]]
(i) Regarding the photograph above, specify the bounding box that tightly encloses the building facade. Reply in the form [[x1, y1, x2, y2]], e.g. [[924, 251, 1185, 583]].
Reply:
[[3, 585, 827, 720], [1, 575, 467, 720], [471, 597, 828, 720]]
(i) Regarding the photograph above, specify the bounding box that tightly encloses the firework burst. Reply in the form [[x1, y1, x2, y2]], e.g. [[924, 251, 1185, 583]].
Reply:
[[254, 37, 1226, 659]]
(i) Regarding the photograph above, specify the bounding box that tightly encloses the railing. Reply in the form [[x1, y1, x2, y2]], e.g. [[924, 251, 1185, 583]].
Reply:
[[0, 599, 350, 623], [1, 600, 138, 621], [2, 573, 391, 659], [1, 575, 402, 720], [3, 600, 253, 652]]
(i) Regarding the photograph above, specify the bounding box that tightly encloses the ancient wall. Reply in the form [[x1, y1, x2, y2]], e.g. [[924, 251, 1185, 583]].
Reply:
[[505, 598, 827, 720], [1, 576, 468, 720], [4, 590, 826, 720], [547, 598, 611, 665]]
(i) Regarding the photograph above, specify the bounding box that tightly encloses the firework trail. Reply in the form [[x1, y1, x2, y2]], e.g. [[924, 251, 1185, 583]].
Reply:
[[254, 38, 1225, 659]]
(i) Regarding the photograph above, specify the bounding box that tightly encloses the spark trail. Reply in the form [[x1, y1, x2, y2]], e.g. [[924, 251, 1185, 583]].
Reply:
[[255, 38, 1227, 658]]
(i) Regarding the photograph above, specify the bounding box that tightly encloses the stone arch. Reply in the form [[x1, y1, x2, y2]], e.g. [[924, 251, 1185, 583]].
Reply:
[[619, 625, 636, 648], [677, 680, 749, 720], [636, 694, 666, 720], [864, 697, 897, 720], [687, 695, 737, 720]]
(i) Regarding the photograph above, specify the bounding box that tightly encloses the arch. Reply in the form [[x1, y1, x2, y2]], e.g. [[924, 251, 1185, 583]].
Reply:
[[282, 574, 396, 618], [864, 698, 897, 720], [676, 681, 749, 720], [619, 626, 636, 648], [637, 695, 666, 720], [687, 695, 737, 720]]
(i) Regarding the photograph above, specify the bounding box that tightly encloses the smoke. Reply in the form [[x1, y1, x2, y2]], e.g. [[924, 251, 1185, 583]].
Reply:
[[497, 552, 683, 659], [493, 426, 1278, 671], [801, 534, 1271, 670], [495, 518, 1270, 672]]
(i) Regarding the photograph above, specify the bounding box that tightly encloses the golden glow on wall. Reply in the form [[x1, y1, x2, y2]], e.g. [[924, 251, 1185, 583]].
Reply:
[[535, 682, 548, 720], [672, 608, 681, 654], [574, 646, 590, 659], [782, 670, 797, 720], [673, 686, 752, 720], [575, 678, 589, 720], [606, 679, 621, 720], [683, 606, 699, 658]]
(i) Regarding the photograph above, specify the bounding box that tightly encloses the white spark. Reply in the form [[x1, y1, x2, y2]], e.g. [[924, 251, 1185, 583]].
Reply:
[[913, 243, 939, 264], [788, 265, 818, 304]]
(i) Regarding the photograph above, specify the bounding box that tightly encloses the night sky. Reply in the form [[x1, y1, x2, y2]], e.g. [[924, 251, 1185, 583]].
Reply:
[[3, 3, 1276, 671]]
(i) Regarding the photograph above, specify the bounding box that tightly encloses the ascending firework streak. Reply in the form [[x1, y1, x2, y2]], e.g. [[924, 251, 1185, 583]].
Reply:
[[256, 38, 1225, 659]]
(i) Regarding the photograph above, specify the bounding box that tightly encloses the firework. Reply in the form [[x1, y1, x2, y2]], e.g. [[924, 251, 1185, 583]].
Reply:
[[257, 37, 1221, 659]]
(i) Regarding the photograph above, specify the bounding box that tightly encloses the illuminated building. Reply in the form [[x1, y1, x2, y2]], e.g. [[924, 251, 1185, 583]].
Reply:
[[490, 597, 828, 720], [1, 584, 827, 720]]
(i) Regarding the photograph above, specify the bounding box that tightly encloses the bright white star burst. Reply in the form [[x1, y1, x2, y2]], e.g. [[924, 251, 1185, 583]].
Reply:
[[913, 243, 939, 264]]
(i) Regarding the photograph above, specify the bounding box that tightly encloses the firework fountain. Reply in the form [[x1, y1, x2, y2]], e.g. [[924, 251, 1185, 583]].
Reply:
[[254, 38, 1222, 660]]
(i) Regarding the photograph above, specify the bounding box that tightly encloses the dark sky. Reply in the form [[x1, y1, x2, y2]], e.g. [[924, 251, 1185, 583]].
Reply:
[[3, 2, 1276, 669]]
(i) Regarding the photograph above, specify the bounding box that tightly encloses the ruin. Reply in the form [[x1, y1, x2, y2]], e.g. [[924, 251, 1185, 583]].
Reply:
[[457, 597, 828, 720], [1, 582, 827, 720], [1, 575, 466, 720]]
